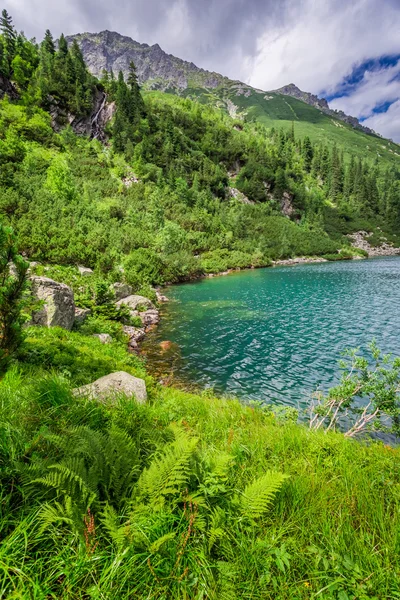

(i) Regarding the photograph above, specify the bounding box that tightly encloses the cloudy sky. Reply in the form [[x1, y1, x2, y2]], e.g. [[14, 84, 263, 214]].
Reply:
[[4, 0, 400, 141]]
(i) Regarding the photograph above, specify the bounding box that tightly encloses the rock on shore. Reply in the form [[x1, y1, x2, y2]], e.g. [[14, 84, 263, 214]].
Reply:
[[348, 231, 400, 257]]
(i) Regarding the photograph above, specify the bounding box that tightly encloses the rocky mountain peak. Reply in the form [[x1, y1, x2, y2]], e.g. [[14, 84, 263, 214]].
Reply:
[[66, 31, 226, 91]]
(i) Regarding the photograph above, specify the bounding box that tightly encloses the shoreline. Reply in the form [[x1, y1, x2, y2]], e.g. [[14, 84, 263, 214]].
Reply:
[[137, 248, 400, 357]]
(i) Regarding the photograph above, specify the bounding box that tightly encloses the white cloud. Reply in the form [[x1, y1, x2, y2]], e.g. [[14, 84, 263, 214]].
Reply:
[[329, 62, 400, 119], [362, 99, 400, 141], [248, 0, 400, 95]]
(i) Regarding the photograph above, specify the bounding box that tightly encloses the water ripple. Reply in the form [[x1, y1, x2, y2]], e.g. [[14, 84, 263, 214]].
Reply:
[[143, 257, 400, 408]]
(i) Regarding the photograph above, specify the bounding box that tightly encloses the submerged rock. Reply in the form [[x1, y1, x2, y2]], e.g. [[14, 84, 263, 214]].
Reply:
[[74, 371, 147, 404], [30, 277, 75, 330]]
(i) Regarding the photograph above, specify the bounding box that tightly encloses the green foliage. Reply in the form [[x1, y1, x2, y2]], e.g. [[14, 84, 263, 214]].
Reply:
[[0, 223, 28, 372], [240, 471, 290, 519], [309, 342, 400, 437], [18, 326, 146, 385], [0, 364, 399, 598]]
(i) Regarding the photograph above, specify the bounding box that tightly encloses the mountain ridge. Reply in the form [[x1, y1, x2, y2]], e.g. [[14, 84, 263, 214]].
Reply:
[[68, 30, 378, 139]]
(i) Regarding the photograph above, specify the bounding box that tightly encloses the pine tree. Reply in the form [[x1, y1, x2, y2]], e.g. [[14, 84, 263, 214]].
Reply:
[[43, 29, 55, 55], [329, 145, 343, 202], [0, 9, 16, 77], [127, 60, 145, 119], [58, 33, 68, 58], [302, 136, 313, 172]]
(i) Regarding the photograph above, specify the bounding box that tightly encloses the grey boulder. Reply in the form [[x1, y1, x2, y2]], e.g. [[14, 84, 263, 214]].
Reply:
[[74, 371, 147, 404], [78, 266, 93, 277], [30, 277, 75, 330], [74, 307, 91, 326], [140, 309, 160, 326], [112, 282, 133, 301], [116, 295, 155, 311]]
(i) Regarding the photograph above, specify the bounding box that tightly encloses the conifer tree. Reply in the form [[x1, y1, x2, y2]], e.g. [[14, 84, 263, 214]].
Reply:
[[302, 136, 313, 172], [0, 9, 16, 77], [43, 29, 55, 55]]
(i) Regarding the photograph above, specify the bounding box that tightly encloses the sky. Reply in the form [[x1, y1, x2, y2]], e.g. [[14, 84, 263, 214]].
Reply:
[[4, 0, 400, 141]]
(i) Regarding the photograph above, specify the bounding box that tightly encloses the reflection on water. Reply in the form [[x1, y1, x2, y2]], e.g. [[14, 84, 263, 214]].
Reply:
[[142, 257, 400, 408]]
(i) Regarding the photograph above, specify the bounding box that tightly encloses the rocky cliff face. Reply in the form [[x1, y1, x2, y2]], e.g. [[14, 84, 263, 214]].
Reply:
[[49, 88, 116, 140], [66, 31, 227, 91], [274, 83, 377, 137]]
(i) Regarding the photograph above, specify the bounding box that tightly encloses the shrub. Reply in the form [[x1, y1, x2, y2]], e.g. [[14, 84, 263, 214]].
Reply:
[[0, 225, 28, 373]]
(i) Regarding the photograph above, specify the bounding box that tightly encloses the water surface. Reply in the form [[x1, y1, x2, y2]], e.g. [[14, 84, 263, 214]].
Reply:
[[144, 257, 400, 408]]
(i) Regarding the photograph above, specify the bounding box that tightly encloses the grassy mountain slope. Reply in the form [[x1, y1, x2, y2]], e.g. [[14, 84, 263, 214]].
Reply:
[[181, 84, 400, 167]]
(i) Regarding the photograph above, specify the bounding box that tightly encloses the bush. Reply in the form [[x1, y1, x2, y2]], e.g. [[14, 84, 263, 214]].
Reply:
[[124, 249, 166, 288]]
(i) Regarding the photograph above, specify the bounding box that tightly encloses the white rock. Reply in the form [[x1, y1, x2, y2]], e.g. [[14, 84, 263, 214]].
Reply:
[[116, 295, 155, 311], [92, 333, 113, 344], [74, 371, 147, 404]]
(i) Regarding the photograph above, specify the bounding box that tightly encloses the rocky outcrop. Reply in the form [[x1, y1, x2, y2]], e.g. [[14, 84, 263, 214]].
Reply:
[[0, 74, 19, 100], [74, 371, 147, 404], [228, 187, 254, 205], [348, 231, 400, 257], [280, 191, 295, 217], [50, 88, 116, 140], [30, 277, 75, 330], [274, 83, 378, 137]]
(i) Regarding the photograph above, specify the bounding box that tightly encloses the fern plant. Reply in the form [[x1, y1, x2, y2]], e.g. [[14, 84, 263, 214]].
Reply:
[[240, 471, 290, 520], [137, 428, 198, 506]]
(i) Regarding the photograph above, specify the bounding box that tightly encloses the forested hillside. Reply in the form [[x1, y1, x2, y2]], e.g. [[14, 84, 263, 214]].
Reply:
[[0, 11, 399, 288]]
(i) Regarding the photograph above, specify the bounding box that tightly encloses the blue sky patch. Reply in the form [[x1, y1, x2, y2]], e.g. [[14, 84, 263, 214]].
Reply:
[[324, 53, 400, 102]]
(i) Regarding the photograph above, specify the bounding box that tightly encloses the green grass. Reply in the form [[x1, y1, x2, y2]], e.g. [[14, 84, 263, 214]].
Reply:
[[0, 326, 399, 599], [180, 86, 400, 169]]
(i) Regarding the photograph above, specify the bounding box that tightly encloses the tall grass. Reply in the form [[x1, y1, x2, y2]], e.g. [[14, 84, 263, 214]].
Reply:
[[0, 367, 399, 599]]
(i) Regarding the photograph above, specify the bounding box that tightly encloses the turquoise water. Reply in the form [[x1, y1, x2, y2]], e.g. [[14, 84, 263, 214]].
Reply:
[[145, 257, 400, 408]]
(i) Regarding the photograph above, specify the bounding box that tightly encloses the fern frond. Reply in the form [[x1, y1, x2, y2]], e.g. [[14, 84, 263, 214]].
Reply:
[[240, 471, 289, 519], [32, 460, 96, 508], [149, 531, 176, 554], [138, 433, 198, 504], [37, 496, 78, 535], [99, 503, 129, 550], [208, 506, 226, 552]]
